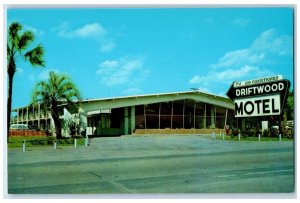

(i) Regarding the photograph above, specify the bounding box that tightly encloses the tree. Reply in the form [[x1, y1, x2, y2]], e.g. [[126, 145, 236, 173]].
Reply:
[[286, 90, 294, 120], [32, 71, 81, 139], [7, 22, 45, 140], [280, 89, 294, 134]]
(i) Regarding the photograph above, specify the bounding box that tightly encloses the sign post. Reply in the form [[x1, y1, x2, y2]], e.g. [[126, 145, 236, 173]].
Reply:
[[22, 140, 26, 152], [85, 134, 89, 146], [54, 140, 57, 149], [279, 133, 282, 141]]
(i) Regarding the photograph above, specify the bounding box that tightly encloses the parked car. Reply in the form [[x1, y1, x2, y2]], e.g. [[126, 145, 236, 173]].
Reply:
[[10, 124, 30, 130]]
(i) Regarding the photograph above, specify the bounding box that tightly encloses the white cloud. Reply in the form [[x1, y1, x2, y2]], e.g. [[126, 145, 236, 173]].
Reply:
[[189, 75, 202, 84], [100, 41, 116, 52], [189, 66, 268, 85], [100, 60, 119, 68], [38, 69, 61, 81], [75, 23, 106, 38], [96, 56, 147, 87], [216, 65, 258, 80], [24, 25, 44, 36], [55, 22, 106, 38], [54, 22, 117, 53], [188, 29, 293, 96], [211, 29, 292, 70], [190, 29, 292, 95], [251, 29, 292, 56], [211, 49, 265, 69], [188, 65, 274, 95], [96, 60, 119, 75], [27, 68, 62, 83]]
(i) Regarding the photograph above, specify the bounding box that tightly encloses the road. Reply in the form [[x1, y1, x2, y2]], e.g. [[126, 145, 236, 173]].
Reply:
[[7, 135, 294, 195]]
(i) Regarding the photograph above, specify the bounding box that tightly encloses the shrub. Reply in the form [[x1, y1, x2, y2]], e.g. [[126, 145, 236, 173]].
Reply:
[[8, 136, 84, 148], [241, 129, 256, 137], [270, 128, 279, 137], [262, 129, 270, 137], [232, 128, 239, 137]]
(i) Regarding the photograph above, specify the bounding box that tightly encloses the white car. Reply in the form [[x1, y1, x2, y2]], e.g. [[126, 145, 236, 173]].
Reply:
[[10, 124, 30, 130]]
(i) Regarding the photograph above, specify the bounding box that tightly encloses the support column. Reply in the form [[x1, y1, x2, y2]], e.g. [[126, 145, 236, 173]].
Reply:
[[33, 104, 35, 119], [193, 101, 196, 128], [98, 110, 103, 135], [21, 108, 24, 123], [183, 100, 185, 128], [211, 106, 215, 128], [224, 108, 228, 128], [38, 103, 41, 128], [124, 107, 129, 135], [203, 104, 206, 129], [130, 106, 135, 134], [144, 104, 147, 129], [17, 109, 19, 124], [26, 106, 29, 125], [158, 103, 161, 129], [171, 101, 173, 129], [215, 106, 217, 127]]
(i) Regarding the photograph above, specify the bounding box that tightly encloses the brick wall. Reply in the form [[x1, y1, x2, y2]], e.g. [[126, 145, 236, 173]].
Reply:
[[9, 130, 47, 137]]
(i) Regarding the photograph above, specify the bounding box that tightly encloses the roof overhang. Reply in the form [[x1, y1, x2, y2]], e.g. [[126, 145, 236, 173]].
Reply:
[[79, 91, 234, 113]]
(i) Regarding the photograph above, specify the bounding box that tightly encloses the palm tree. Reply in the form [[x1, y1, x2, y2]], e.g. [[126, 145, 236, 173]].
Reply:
[[7, 22, 45, 140], [32, 71, 81, 139]]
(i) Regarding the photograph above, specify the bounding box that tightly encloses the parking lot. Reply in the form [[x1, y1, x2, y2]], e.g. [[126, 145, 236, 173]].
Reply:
[[7, 135, 294, 195]]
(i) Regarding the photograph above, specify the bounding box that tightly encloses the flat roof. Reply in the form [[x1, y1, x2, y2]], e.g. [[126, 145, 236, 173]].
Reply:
[[12, 90, 234, 111], [79, 90, 234, 111], [80, 90, 230, 103]]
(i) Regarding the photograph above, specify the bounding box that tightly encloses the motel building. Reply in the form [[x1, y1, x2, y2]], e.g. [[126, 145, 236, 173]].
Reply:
[[10, 90, 236, 137]]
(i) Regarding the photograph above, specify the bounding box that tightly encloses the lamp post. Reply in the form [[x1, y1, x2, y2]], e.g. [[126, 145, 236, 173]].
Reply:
[[190, 88, 199, 92]]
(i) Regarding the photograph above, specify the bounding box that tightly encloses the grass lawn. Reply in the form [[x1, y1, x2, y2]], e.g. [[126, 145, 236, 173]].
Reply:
[[7, 136, 85, 148], [7, 134, 293, 148]]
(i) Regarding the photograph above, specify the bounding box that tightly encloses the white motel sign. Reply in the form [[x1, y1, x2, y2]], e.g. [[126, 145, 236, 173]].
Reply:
[[234, 94, 281, 117], [227, 75, 290, 118]]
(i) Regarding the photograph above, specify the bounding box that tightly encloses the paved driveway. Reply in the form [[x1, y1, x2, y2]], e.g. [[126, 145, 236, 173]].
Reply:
[[7, 135, 294, 196]]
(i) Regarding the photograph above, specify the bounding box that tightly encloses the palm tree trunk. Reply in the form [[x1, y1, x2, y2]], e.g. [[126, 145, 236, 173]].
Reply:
[[53, 116, 62, 139], [51, 102, 62, 139], [7, 67, 15, 143]]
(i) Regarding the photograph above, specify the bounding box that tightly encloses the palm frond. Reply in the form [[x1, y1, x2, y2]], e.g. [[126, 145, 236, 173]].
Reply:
[[24, 44, 45, 67], [32, 71, 81, 112], [57, 81, 80, 99], [8, 22, 22, 48], [18, 31, 34, 50], [32, 81, 51, 104]]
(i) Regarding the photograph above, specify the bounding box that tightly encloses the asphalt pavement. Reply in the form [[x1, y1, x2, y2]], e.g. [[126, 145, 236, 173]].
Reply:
[[6, 135, 295, 196]]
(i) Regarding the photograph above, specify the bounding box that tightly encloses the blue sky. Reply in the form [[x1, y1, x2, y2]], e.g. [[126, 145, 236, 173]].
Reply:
[[7, 7, 294, 109]]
